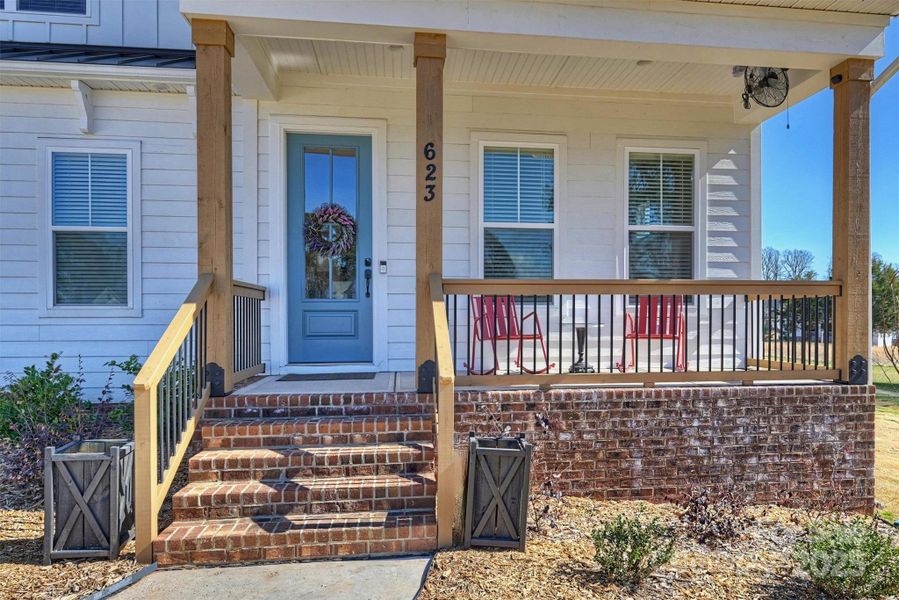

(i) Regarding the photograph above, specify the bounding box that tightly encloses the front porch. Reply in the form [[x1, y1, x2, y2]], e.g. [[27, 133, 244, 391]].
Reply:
[[132, 3, 879, 565]]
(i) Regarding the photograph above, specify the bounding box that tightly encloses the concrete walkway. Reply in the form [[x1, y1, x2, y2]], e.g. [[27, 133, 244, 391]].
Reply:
[[112, 556, 431, 600]]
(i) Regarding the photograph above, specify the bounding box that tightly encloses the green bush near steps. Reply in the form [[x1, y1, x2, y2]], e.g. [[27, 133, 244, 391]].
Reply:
[[592, 514, 677, 586], [0, 353, 141, 483], [794, 517, 899, 599]]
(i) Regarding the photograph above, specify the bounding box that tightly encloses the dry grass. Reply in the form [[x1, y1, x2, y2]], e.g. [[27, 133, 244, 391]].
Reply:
[[875, 361, 899, 520], [420, 497, 898, 600]]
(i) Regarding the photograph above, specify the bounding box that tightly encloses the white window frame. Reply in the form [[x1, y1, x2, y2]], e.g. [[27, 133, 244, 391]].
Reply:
[[470, 134, 565, 279], [618, 141, 706, 281], [37, 137, 142, 317], [0, 0, 98, 24]]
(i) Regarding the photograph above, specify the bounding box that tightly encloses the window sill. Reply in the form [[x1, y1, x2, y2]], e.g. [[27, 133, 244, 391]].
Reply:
[[40, 305, 142, 319]]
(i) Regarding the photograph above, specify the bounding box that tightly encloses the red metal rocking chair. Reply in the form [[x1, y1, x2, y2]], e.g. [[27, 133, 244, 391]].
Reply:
[[465, 295, 555, 375], [617, 295, 688, 372]]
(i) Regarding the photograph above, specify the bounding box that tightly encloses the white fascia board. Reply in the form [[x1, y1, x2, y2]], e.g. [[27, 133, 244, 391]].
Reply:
[[233, 35, 280, 101], [180, 0, 888, 70], [0, 60, 196, 85]]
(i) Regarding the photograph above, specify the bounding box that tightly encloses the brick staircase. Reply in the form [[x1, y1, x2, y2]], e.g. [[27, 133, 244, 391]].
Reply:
[[153, 392, 438, 566]]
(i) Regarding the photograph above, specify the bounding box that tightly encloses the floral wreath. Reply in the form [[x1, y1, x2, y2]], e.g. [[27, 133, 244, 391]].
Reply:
[[304, 203, 356, 258]]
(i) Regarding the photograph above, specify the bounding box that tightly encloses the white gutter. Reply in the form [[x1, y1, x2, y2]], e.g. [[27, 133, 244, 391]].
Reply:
[[872, 56, 899, 95], [0, 60, 195, 85]]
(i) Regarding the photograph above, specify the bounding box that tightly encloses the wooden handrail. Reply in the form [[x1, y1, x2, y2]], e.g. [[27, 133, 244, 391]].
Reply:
[[442, 278, 842, 297], [134, 272, 214, 564], [429, 273, 456, 548], [232, 279, 266, 299], [133, 273, 214, 390]]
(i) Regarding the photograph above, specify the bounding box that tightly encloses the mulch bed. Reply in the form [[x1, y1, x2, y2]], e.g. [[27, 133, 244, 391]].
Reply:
[[0, 435, 196, 600], [419, 496, 899, 600]]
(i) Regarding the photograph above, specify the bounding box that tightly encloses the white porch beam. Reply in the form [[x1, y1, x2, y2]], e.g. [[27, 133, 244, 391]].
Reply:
[[233, 35, 280, 101], [181, 0, 887, 70], [70, 79, 93, 134]]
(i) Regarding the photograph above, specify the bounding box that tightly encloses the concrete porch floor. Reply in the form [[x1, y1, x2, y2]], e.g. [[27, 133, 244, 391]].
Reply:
[[234, 372, 418, 395], [232, 371, 836, 395]]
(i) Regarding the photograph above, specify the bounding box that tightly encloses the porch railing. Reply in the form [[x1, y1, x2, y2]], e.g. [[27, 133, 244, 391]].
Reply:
[[429, 274, 456, 548], [233, 280, 266, 383], [133, 274, 266, 563], [439, 279, 842, 386]]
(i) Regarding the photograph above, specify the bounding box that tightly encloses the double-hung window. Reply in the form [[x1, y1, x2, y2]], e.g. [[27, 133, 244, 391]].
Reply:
[[481, 145, 556, 279], [41, 140, 140, 314], [627, 150, 696, 279]]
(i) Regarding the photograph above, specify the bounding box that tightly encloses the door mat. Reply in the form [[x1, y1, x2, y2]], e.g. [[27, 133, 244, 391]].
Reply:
[[277, 372, 377, 381]]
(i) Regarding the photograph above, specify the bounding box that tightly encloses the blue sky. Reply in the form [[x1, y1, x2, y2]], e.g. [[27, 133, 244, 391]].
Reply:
[[761, 19, 899, 276]]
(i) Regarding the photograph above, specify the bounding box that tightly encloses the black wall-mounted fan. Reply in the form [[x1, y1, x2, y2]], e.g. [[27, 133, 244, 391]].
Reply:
[[741, 67, 790, 109]]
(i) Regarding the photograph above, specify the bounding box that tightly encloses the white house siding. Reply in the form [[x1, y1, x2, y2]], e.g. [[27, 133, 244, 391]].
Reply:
[[0, 74, 755, 390], [255, 77, 756, 373], [0, 0, 191, 49]]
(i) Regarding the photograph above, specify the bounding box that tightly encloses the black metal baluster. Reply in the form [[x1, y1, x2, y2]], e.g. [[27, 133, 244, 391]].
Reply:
[[492, 295, 498, 375], [824, 296, 830, 369], [684, 293, 690, 372], [743, 295, 748, 371], [791, 295, 797, 370], [732, 294, 737, 371], [571, 295, 576, 372], [720, 294, 725, 372], [608, 294, 614, 373], [584, 294, 590, 371], [558, 293, 563, 374], [546, 293, 551, 375], [466, 295, 471, 375], [634, 295, 640, 373], [532, 295, 538, 374], [708, 295, 713, 372]]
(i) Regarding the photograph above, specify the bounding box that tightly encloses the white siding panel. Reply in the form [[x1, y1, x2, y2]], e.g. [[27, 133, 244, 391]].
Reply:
[[256, 81, 754, 372]]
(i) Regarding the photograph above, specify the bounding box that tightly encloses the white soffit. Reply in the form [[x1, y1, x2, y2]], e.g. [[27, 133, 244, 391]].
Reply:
[[679, 0, 899, 16], [259, 38, 797, 98]]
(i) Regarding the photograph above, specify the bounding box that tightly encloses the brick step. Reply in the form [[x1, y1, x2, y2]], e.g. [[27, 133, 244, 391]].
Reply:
[[205, 392, 434, 419], [188, 443, 435, 482], [172, 472, 437, 520], [154, 509, 437, 566], [201, 415, 434, 449]]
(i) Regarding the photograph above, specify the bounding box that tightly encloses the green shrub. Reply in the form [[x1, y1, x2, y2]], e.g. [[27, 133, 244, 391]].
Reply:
[[794, 517, 899, 599], [0, 353, 141, 483], [592, 514, 677, 586]]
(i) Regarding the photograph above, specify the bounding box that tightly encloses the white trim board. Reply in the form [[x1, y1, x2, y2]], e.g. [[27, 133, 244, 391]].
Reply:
[[266, 114, 389, 375], [468, 131, 567, 279], [36, 137, 143, 319], [616, 138, 708, 281]]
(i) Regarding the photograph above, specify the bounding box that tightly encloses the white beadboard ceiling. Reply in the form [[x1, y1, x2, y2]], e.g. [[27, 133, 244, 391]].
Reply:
[[681, 0, 899, 15], [261, 38, 777, 97]]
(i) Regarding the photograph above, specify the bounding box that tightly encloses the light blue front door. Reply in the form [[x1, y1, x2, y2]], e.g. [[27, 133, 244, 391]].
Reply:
[[287, 134, 373, 363]]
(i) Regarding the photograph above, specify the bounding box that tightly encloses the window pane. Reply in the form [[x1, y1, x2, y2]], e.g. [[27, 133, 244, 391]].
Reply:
[[52, 153, 89, 226], [484, 228, 553, 279], [628, 152, 694, 226], [483, 147, 518, 222], [628, 231, 693, 279], [18, 0, 86, 13], [484, 146, 554, 224], [54, 231, 127, 305], [518, 148, 553, 223], [89, 154, 127, 227]]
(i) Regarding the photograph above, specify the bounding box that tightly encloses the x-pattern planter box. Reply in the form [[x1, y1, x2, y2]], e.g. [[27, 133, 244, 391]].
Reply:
[[43, 439, 135, 564]]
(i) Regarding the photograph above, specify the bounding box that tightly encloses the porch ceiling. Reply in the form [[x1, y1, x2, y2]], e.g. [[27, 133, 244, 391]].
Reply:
[[681, 0, 899, 16], [257, 37, 816, 101]]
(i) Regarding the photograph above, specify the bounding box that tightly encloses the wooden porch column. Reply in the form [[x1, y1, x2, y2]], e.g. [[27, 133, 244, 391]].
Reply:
[[414, 32, 446, 391], [193, 19, 235, 395], [831, 58, 874, 384]]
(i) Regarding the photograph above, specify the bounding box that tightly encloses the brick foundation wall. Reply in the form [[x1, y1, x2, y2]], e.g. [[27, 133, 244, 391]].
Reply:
[[454, 385, 875, 510]]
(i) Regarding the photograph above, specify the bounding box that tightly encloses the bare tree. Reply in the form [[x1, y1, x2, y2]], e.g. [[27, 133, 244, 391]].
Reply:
[[781, 249, 817, 280], [762, 247, 782, 280]]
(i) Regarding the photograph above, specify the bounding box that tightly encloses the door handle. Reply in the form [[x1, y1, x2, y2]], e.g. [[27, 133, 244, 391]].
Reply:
[[364, 268, 372, 298]]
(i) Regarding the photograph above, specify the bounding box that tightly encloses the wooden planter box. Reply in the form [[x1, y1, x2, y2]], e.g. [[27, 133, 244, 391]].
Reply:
[[463, 434, 533, 551], [43, 439, 135, 564]]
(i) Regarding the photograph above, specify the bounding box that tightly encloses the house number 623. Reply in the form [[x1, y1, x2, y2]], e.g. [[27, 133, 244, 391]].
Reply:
[[422, 141, 437, 202]]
